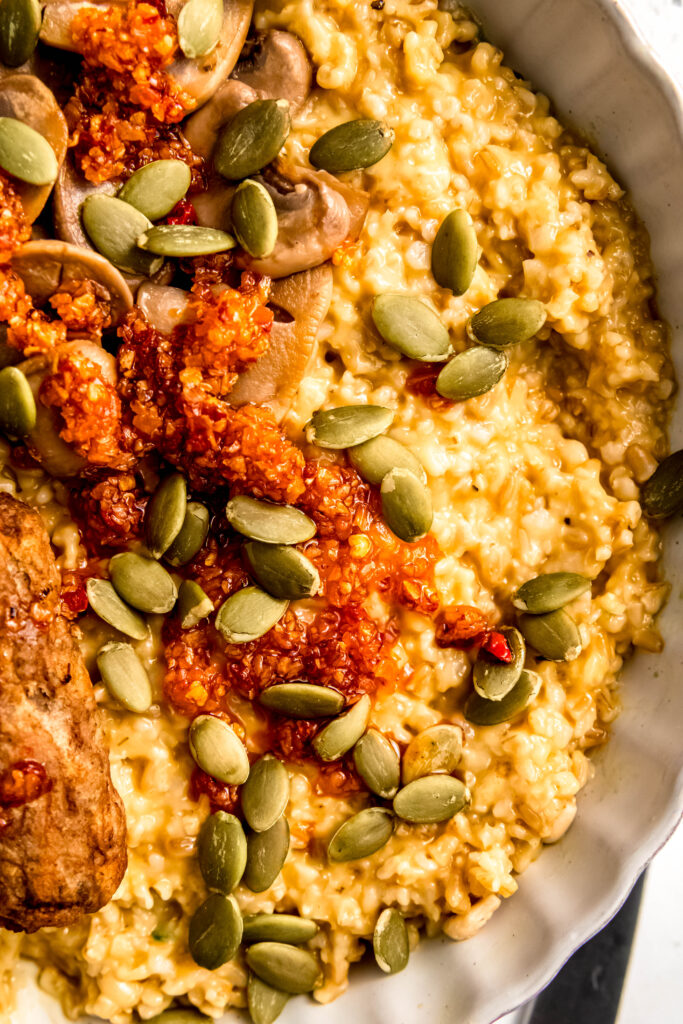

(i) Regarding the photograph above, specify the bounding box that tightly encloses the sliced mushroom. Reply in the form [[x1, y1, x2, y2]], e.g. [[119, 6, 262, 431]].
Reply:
[[232, 30, 312, 114], [136, 282, 193, 334], [0, 74, 67, 222], [11, 240, 133, 326]]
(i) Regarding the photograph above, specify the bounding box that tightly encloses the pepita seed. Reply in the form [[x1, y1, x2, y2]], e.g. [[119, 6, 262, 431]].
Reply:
[[431, 209, 478, 296], [242, 913, 319, 946], [189, 715, 250, 785], [435, 346, 508, 401], [348, 435, 426, 486], [352, 729, 400, 798], [246, 942, 321, 995], [518, 608, 582, 661], [373, 908, 409, 974], [81, 195, 163, 276], [231, 179, 278, 259], [327, 807, 395, 862], [473, 625, 525, 701], [214, 99, 290, 181], [305, 405, 394, 450], [0, 117, 57, 186], [165, 501, 210, 566], [177, 0, 223, 59], [371, 294, 451, 362], [86, 578, 148, 640], [393, 775, 470, 824], [109, 551, 178, 614], [0, 0, 42, 68], [513, 572, 591, 614], [245, 541, 320, 600], [147, 1009, 211, 1023], [247, 975, 289, 1024], [118, 160, 192, 222], [467, 297, 547, 349], [96, 641, 152, 713], [640, 449, 683, 518], [312, 694, 371, 762], [465, 668, 542, 726], [145, 473, 187, 558], [197, 811, 247, 894], [215, 586, 288, 644], [0, 366, 36, 436], [380, 467, 433, 542], [177, 579, 214, 629], [244, 815, 290, 892], [259, 682, 344, 719], [188, 892, 243, 970], [401, 724, 463, 784], [241, 755, 290, 833], [138, 224, 235, 257], [309, 119, 393, 173], [226, 495, 316, 545]]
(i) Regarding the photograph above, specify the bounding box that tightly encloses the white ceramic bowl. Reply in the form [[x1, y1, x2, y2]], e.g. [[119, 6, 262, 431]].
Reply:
[[13, 2, 683, 1022]]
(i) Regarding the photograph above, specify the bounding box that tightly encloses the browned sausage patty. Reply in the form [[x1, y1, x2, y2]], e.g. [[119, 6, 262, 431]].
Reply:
[[0, 493, 126, 932]]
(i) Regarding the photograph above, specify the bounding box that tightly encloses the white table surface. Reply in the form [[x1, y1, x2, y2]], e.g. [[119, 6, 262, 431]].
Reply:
[[502, 1, 683, 1021]]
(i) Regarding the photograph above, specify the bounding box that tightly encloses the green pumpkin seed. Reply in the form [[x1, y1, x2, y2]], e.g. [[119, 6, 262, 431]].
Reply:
[[178, 579, 214, 629], [0, 117, 57, 186], [467, 297, 547, 349], [0, 0, 42, 68], [246, 943, 321, 995], [245, 541, 320, 600], [189, 715, 250, 784], [352, 729, 400, 798], [373, 908, 409, 974], [138, 224, 235, 257], [96, 641, 152, 713], [431, 209, 478, 296], [309, 119, 393, 174], [401, 724, 463, 784], [197, 811, 247, 894], [259, 682, 344, 719], [242, 914, 319, 946], [518, 608, 582, 661], [348, 435, 426, 486], [305, 405, 394, 450], [393, 775, 470, 824], [215, 586, 288, 644], [244, 816, 290, 892], [231, 179, 278, 259], [247, 975, 289, 1024], [109, 551, 178, 614], [177, 0, 223, 59], [82, 195, 163, 276], [371, 294, 451, 362], [0, 366, 36, 436], [118, 160, 192, 222], [640, 449, 683, 518], [145, 473, 187, 558], [513, 572, 591, 614], [188, 892, 243, 970], [165, 501, 210, 566], [214, 99, 290, 181], [147, 1010, 212, 1023], [241, 755, 290, 833], [380, 467, 433, 542], [328, 806, 394, 862], [435, 346, 507, 401], [86, 578, 148, 640], [226, 495, 316, 545], [465, 668, 542, 726], [312, 694, 371, 762], [473, 625, 525, 701]]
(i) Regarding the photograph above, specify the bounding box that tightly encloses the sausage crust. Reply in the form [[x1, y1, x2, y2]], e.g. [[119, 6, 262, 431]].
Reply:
[[0, 493, 126, 932]]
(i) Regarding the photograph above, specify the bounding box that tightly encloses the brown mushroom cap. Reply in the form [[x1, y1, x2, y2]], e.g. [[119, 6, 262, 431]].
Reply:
[[11, 240, 134, 326], [0, 74, 67, 223], [232, 30, 312, 114]]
